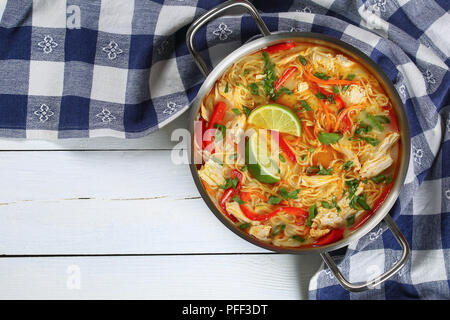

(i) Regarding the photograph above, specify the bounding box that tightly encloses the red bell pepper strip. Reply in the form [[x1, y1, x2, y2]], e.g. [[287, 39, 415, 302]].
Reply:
[[240, 203, 279, 222], [341, 114, 351, 133], [203, 101, 228, 152], [278, 135, 296, 163], [239, 192, 276, 221], [313, 228, 345, 246], [219, 169, 243, 223], [264, 42, 296, 54], [271, 130, 296, 163], [239, 192, 307, 222], [274, 66, 297, 91]]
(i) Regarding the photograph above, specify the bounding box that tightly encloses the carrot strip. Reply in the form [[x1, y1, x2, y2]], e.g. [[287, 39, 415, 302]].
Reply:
[[302, 122, 315, 140], [333, 105, 362, 132], [320, 100, 332, 132], [303, 68, 361, 86], [203, 182, 216, 197]]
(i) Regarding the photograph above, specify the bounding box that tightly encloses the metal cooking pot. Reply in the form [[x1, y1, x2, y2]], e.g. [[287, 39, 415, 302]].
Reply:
[[186, 0, 411, 292]]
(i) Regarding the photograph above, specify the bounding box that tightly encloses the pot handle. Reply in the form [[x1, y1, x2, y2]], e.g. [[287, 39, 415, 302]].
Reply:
[[186, 0, 271, 77], [320, 215, 410, 292]]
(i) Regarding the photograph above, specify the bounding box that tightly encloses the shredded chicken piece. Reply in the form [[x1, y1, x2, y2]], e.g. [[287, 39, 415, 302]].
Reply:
[[226, 114, 246, 145], [312, 51, 335, 73], [225, 201, 256, 224], [332, 139, 361, 170], [336, 54, 354, 68], [198, 159, 226, 187], [360, 132, 399, 178], [296, 82, 309, 93], [342, 84, 365, 105], [310, 227, 330, 238], [312, 207, 345, 229], [248, 225, 272, 241]]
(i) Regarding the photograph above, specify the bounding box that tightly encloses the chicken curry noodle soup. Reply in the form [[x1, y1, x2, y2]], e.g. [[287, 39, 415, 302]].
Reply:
[[194, 41, 400, 248]]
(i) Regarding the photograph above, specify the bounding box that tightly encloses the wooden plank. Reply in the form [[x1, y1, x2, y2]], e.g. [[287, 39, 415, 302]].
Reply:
[[0, 198, 269, 254], [0, 150, 269, 254], [0, 254, 323, 299], [0, 113, 189, 151]]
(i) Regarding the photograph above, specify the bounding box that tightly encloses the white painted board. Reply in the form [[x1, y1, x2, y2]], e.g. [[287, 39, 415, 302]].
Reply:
[[0, 254, 323, 299]]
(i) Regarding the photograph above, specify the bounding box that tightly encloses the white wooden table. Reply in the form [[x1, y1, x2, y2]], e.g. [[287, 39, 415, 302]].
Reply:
[[0, 113, 323, 299]]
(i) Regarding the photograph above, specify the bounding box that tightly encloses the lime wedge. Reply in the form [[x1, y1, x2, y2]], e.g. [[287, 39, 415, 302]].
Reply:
[[247, 104, 302, 137], [246, 131, 280, 184]]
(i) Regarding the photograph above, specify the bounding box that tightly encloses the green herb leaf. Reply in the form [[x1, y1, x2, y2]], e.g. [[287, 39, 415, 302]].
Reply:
[[279, 154, 286, 163], [371, 174, 386, 184], [347, 74, 356, 80], [342, 85, 349, 91], [272, 87, 293, 100], [333, 85, 339, 94], [362, 136, 379, 146], [261, 51, 277, 97], [375, 115, 390, 124], [239, 223, 250, 230], [272, 224, 286, 236], [231, 176, 239, 190], [299, 55, 307, 66], [231, 108, 241, 115], [248, 83, 259, 96], [366, 114, 384, 131], [343, 161, 354, 171], [385, 176, 393, 184], [318, 164, 333, 175], [327, 94, 336, 104], [268, 196, 283, 205], [318, 132, 343, 145], [243, 106, 251, 117], [306, 204, 317, 227], [242, 68, 251, 76], [224, 82, 229, 93], [315, 92, 327, 100], [346, 215, 355, 226], [332, 195, 341, 212], [314, 72, 330, 80], [232, 196, 246, 205], [213, 123, 226, 141], [346, 179, 359, 199], [322, 201, 331, 209], [301, 154, 307, 161], [300, 100, 312, 111], [356, 194, 371, 211], [280, 187, 300, 200], [355, 125, 372, 135], [292, 235, 305, 242]]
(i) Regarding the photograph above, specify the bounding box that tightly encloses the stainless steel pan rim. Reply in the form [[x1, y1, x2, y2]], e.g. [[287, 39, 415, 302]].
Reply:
[[186, 0, 411, 292]]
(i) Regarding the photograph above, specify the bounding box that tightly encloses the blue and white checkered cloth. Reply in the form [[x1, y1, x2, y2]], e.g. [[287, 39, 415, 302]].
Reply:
[[0, 0, 449, 299]]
